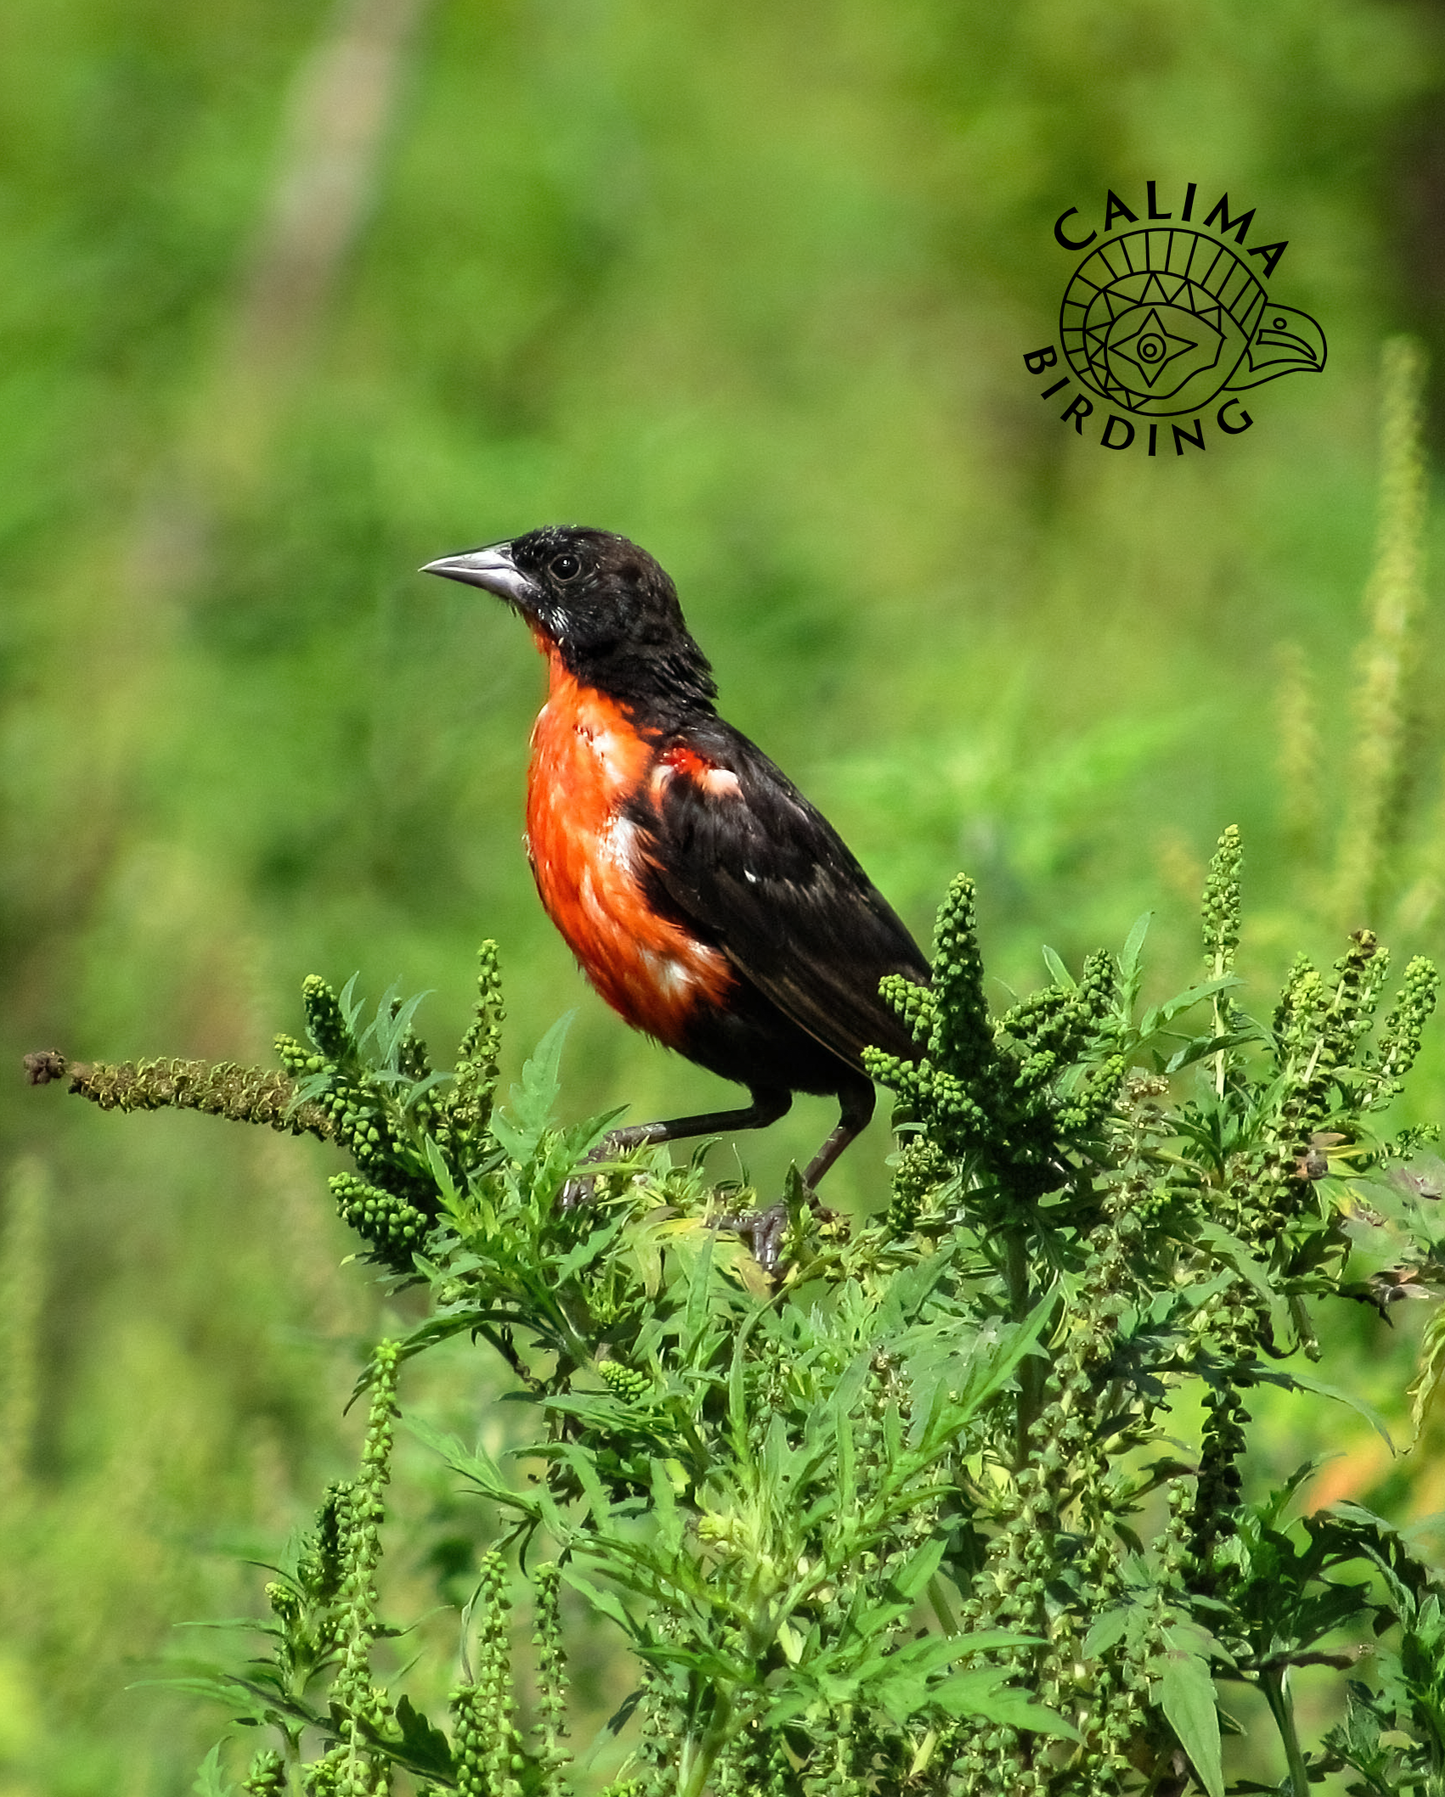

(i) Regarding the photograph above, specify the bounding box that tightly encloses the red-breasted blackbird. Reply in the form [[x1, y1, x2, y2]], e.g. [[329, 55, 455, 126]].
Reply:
[[423, 526, 929, 1264]]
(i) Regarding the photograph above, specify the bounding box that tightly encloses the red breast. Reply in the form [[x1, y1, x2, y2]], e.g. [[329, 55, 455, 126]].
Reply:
[[524, 644, 735, 1047]]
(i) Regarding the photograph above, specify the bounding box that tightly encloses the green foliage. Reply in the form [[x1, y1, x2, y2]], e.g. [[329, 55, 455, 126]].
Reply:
[[66, 840, 1445, 1794], [867, 874, 1126, 1200], [8, 10, 1445, 1795], [450, 1551, 526, 1797], [277, 950, 508, 1274]]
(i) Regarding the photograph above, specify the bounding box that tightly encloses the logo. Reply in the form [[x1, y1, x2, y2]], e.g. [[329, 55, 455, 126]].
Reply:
[[1025, 183, 1327, 455]]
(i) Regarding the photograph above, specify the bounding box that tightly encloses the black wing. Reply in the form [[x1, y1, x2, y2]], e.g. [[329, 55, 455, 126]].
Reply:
[[632, 717, 930, 1070]]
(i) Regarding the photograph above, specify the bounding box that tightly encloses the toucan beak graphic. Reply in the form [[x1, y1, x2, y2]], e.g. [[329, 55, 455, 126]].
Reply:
[[1228, 303, 1328, 390]]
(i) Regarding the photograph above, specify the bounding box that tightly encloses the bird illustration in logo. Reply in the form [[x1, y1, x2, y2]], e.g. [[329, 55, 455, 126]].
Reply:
[[1060, 227, 1326, 417]]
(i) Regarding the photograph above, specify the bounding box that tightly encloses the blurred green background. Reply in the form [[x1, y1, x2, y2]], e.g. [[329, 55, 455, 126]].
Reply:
[[4, 0, 1445, 1789]]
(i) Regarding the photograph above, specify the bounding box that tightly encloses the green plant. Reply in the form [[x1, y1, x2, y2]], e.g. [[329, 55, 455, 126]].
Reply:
[[30, 829, 1445, 1796]]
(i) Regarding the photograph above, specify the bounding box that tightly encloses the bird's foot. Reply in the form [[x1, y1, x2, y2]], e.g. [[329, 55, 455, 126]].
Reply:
[[558, 1172, 596, 1211], [559, 1140, 618, 1211], [559, 1124, 651, 1209], [708, 1201, 790, 1271], [708, 1192, 840, 1273]]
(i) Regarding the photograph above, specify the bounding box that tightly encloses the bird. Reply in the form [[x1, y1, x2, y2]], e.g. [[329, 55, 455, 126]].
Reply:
[[422, 526, 930, 1266]]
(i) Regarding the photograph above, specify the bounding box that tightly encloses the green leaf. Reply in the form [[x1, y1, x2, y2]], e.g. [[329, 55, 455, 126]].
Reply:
[[648, 1456, 684, 1552], [1192, 1221, 1275, 1307], [1118, 912, 1153, 1013], [368, 985, 432, 1068], [1253, 1366, 1396, 1451], [927, 1668, 1079, 1737], [557, 1564, 638, 1639], [681, 1226, 716, 1353], [890, 1536, 946, 1600], [1256, 1458, 1332, 1531], [498, 1014, 575, 1156], [338, 971, 365, 1037], [487, 1109, 533, 1164], [1041, 945, 1076, 990], [949, 1293, 1055, 1421], [835, 1398, 857, 1516], [406, 1416, 544, 1520], [1164, 1027, 1265, 1074], [725, 1304, 769, 1452], [1407, 1301, 1445, 1443], [192, 1745, 235, 1797], [876, 1247, 955, 1332], [423, 1136, 460, 1211], [1158, 1647, 1224, 1797], [1083, 1602, 1133, 1659], [393, 1695, 455, 1777], [1137, 976, 1242, 1044], [553, 1209, 631, 1283], [563, 1105, 629, 1159]]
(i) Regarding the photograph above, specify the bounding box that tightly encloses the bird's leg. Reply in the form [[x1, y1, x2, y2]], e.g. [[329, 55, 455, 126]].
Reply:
[[605, 1087, 793, 1154], [559, 1087, 792, 1209], [800, 1079, 877, 1191], [713, 1079, 877, 1272]]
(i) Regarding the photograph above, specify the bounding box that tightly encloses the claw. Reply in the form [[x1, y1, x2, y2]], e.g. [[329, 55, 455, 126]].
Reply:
[[559, 1171, 597, 1211], [709, 1201, 790, 1271], [709, 1196, 844, 1272]]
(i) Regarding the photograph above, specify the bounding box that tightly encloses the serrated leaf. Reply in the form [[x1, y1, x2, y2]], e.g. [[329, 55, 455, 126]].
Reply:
[[1137, 975, 1242, 1043], [338, 971, 364, 1035], [487, 1110, 533, 1164], [557, 1564, 638, 1639], [142, 1674, 288, 1727], [950, 1294, 1055, 1418], [1253, 1366, 1395, 1451], [1256, 1457, 1332, 1530], [1193, 1221, 1275, 1306], [725, 1304, 768, 1450], [927, 1668, 1079, 1737], [1083, 1602, 1133, 1659], [192, 1744, 235, 1797], [368, 986, 431, 1069], [406, 1068, 454, 1106], [682, 1226, 716, 1352], [1158, 1647, 1223, 1797], [563, 1106, 629, 1160], [649, 1456, 684, 1552], [499, 1014, 575, 1155], [1164, 1030, 1258, 1075], [553, 1210, 631, 1283], [393, 1695, 455, 1776], [406, 1416, 543, 1520]]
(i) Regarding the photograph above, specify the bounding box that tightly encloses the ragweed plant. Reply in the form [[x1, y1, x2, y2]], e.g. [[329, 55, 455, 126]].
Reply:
[[26, 834, 1445, 1796]]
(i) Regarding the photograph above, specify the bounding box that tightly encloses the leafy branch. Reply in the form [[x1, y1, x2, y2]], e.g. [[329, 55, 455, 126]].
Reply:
[[26, 836, 1445, 1795]]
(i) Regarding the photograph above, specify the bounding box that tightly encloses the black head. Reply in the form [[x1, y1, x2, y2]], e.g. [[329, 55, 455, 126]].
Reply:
[[422, 525, 717, 722]]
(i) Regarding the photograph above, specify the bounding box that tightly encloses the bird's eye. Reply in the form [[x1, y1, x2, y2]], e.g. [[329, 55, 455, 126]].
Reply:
[[550, 552, 581, 581]]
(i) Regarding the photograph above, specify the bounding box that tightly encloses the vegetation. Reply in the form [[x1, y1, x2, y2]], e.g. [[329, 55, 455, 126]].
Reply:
[[7, 2, 1445, 1792], [37, 831, 1445, 1795]]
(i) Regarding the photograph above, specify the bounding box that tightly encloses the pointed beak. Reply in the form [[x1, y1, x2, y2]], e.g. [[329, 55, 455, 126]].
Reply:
[[1252, 305, 1328, 371], [1230, 304, 1328, 389], [420, 542, 540, 607]]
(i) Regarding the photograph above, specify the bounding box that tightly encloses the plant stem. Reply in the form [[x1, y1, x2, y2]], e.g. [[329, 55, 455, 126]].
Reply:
[[1261, 1664, 1311, 1797], [678, 1687, 735, 1797], [1006, 1222, 1041, 1467]]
